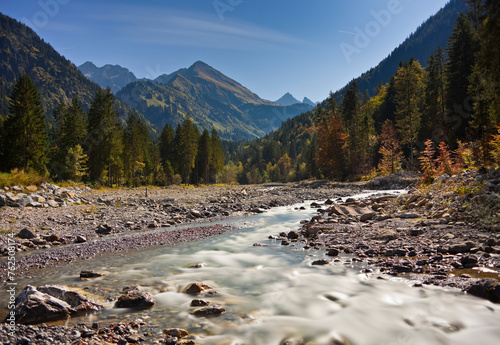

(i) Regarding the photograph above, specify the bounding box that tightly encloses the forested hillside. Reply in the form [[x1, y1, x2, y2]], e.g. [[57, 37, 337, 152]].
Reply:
[[230, 0, 500, 184], [0, 13, 152, 132], [334, 0, 467, 100]]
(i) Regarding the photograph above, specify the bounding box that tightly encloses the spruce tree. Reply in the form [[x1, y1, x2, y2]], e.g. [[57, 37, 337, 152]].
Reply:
[[445, 13, 480, 143], [52, 97, 87, 179], [421, 47, 446, 143], [209, 129, 225, 183], [3, 74, 48, 175], [394, 59, 425, 169], [196, 129, 211, 184], [86, 88, 123, 184], [175, 116, 199, 183], [123, 112, 151, 186]]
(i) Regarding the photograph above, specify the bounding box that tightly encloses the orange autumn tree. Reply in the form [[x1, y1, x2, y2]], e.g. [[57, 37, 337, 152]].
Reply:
[[315, 108, 347, 179], [378, 120, 402, 175]]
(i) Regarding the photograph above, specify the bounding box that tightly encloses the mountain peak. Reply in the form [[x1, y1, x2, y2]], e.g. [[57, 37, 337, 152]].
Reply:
[[302, 97, 316, 107], [275, 92, 300, 106], [77, 62, 137, 94]]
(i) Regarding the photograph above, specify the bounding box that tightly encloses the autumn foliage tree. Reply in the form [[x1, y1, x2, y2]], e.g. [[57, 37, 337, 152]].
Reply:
[[378, 120, 402, 175], [315, 106, 347, 179]]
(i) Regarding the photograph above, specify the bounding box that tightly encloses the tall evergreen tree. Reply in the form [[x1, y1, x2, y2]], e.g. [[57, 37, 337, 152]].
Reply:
[[159, 123, 175, 168], [209, 129, 225, 183], [421, 47, 447, 143], [86, 88, 123, 184], [51, 97, 87, 179], [196, 129, 211, 184], [123, 112, 151, 186], [3, 74, 48, 175], [175, 116, 199, 183], [394, 59, 425, 169], [445, 13, 480, 143]]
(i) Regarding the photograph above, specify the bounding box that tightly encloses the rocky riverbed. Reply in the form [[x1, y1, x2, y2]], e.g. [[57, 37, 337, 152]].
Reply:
[[271, 168, 500, 305], [2, 170, 499, 344]]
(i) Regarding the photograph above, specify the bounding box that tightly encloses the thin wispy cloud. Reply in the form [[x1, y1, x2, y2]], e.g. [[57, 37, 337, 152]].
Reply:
[[92, 5, 307, 51]]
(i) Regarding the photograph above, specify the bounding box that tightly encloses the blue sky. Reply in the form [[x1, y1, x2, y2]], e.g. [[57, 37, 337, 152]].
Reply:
[[2, 0, 449, 103]]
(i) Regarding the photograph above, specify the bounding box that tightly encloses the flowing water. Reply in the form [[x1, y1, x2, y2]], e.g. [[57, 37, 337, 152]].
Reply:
[[6, 194, 500, 344]]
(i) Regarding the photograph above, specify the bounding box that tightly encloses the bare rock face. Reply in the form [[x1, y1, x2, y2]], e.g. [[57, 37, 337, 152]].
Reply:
[[115, 291, 156, 308], [11, 285, 76, 325], [37, 285, 103, 312], [10, 285, 104, 325]]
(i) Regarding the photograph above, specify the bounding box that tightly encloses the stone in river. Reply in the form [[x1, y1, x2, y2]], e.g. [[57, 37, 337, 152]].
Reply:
[[37, 285, 103, 312], [191, 305, 225, 317], [327, 248, 339, 256], [183, 282, 214, 295], [312, 259, 330, 266], [164, 328, 189, 338], [80, 270, 104, 279], [115, 291, 155, 308], [10, 285, 75, 324], [190, 299, 210, 307], [466, 279, 500, 303]]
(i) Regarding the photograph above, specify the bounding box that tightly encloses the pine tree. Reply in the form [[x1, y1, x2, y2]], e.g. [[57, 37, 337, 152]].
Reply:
[[196, 129, 211, 184], [3, 74, 48, 175], [123, 112, 151, 186], [159, 123, 175, 171], [394, 59, 425, 170], [52, 97, 87, 179], [445, 13, 480, 143], [175, 116, 199, 183], [470, 0, 500, 164], [86, 88, 123, 184], [209, 129, 225, 183], [421, 47, 446, 143]]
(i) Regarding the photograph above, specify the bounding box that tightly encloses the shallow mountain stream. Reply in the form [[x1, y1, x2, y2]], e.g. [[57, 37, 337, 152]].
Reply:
[[6, 192, 500, 344]]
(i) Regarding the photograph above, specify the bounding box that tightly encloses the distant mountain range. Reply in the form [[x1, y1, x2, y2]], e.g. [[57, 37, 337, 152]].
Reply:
[[112, 61, 313, 140], [78, 60, 314, 140], [274, 93, 317, 107], [78, 62, 137, 94]]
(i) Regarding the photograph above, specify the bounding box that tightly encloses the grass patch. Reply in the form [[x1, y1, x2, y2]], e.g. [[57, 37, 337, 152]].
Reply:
[[0, 169, 47, 188]]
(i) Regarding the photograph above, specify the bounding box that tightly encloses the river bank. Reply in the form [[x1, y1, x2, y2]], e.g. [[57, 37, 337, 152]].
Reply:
[[0, 176, 414, 281], [1, 171, 499, 344], [272, 168, 500, 304]]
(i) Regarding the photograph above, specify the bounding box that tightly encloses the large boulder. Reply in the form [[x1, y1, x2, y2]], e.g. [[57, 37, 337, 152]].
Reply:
[[466, 279, 500, 303], [10, 285, 76, 324], [18, 228, 36, 239], [37, 285, 103, 312], [115, 291, 155, 308]]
